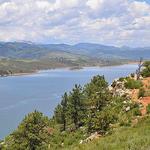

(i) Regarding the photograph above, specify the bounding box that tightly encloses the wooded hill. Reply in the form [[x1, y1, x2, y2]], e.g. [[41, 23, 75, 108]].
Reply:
[[0, 42, 150, 60], [1, 41, 150, 76]]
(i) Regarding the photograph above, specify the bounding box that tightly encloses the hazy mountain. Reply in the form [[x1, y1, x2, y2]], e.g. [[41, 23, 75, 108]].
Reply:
[[72, 43, 150, 60], [0, 42, 149, 60]]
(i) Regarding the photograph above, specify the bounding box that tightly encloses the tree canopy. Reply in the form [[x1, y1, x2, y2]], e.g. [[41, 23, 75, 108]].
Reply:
[[141, 61, 150, 77], [4, 110, 50, 150]]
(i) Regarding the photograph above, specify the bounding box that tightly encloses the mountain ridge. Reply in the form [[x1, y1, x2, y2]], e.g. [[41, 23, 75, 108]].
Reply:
[[0, 42, 150, 60]]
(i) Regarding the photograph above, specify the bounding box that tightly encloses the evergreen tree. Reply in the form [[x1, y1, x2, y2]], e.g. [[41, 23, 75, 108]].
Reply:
[[141, 61, 150, 77], [54, 104, 63, 124], [61, 92, 68, 131], [5, 110, 50, 150], [54, 92, 68, 131], [68, 84, 84, 129], [84, 75, 110, 111]]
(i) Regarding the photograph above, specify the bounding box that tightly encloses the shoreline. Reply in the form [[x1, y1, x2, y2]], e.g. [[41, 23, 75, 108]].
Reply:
[[0, 64, 139, 139], [10, 71, 38, 77], [0, 62, 138, 78]]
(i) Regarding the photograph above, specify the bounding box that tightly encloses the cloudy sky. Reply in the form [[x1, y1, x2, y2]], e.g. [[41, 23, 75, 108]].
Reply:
[[0, 0, 150, 47]]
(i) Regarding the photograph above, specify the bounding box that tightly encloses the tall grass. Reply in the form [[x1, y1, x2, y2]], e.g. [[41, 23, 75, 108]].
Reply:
[[65, 116, 150, 150]]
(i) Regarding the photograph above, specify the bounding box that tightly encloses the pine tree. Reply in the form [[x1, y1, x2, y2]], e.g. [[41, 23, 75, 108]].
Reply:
[[141, 61, 150, 77], [68, 84, 84, 129], [84, 75, 110, 111], [5, 110, 50, 150], [61, 92, 68, 131], [54, 92, 68, 131]]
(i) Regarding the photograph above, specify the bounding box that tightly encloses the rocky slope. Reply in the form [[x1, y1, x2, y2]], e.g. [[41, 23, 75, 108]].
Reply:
[[109, 74, 150, 115]]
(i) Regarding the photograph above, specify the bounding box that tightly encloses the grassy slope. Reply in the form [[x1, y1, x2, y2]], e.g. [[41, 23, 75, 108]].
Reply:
[[69, 117, 150, 150]]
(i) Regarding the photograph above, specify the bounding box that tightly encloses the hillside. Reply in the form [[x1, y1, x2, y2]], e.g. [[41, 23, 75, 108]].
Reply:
[[72, 43, 150, 60], [0, 42, 150, 60], [0, 42, 135, 76], [1, 41, 148, 76], [0, 57, 126, 76], [72, 116, 150, 150], [0, 61, 150, 150]]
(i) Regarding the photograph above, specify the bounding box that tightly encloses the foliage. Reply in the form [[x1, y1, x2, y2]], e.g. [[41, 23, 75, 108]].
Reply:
[[54, 92, 68, 131], [118, 77, 125, 82], [146, 104, 150, 114], [71, 116, 150, 150], [138, 88, 145, 98], [124, 78, 143, 89], [68, 84, 85, 129], [2, 75, 144, 150], [86, 108, 117, 134], [132, 107, 142, 116], [4, 110, 50, 150], [84, 75, 110, 111], [54, 85, 85, 130], [141, 61, 150, 77], [54, 75, 112, 133]]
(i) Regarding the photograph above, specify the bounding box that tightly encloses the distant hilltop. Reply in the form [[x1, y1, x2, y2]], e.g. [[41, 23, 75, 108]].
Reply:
[[0, 42, 150, 60]]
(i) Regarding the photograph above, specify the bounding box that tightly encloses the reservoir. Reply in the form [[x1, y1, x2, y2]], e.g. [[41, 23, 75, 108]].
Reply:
[[0, 64, 137, 139]]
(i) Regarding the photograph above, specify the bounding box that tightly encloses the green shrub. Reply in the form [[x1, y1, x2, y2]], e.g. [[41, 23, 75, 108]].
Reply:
[[141, 61, 150, 77], [4, 110, 50, 149], [118, 77, 125, 82], [124, 78, 143, 89], [130, 73, 135, 78], [146, 104, 150, 114], [119, 114, 131, 126], [138, 88, 145, 98], [73, 116, 150, 150], [132, 107, 142, 116], [145, 90, 150, 97]]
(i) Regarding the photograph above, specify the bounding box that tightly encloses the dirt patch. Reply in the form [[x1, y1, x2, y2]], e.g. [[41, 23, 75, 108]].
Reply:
[[131, 89, 139, 101], [130, 78, 150, 115], [142, 77, 150, 89]]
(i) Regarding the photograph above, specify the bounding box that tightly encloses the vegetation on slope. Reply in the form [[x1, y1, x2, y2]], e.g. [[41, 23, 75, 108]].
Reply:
[[0, 56, 127, 76], [0, 61, 150, 150], [141, 61, 150, 77], [124, 78, 143, 89], [0, 42, 150, 60], [0, 41, 138, 76], [0, 75, 142, 149], [72, 116, 150, 150]]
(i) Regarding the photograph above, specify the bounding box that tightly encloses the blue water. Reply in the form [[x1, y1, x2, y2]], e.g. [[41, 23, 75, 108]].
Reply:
[[0, 64, 137, 139]]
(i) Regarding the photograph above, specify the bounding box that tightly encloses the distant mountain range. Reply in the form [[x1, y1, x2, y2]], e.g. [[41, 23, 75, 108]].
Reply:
[[0, 42, 150, 60]]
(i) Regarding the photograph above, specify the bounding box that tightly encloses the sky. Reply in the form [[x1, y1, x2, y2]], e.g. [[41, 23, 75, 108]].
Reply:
[[0, 0, 150, 47]]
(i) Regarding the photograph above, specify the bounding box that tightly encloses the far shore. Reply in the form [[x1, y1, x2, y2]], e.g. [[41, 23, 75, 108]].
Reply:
[[10, 71, 38, 77], [0, 61, 138, 78]]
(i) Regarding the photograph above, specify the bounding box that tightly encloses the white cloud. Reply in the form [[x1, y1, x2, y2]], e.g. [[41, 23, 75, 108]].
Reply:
[[0, 0, 150, 46], [129, 1, 150, 16], [86, 0, 103, 10]]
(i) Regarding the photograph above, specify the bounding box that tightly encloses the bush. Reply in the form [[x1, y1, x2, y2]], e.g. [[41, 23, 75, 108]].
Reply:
[[132, 107, 142, 116], [145, 91, 150, 97], [141, 61, 150, 77], [119, 115, 131, 126], [130, 73, 135, 78], [74, 116, 150, 150], [124, 78, 143, 89], [146, 104, 150, 114], [4, 110, 50, 149], [138, 88, 145, 98], [118, 77, 125, 82], [86, 109, 117, 134]]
